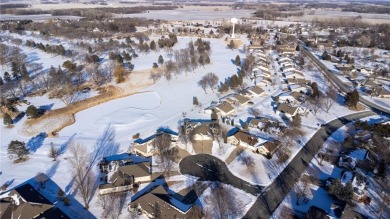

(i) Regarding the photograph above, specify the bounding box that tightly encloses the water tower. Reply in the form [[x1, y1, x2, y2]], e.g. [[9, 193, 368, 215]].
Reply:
[[231, 17, 238, 39]]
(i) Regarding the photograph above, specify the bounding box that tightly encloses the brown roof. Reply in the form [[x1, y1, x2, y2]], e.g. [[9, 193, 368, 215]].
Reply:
[[118, 162, 151, 178], [262, 140, 281, 154], [276, 103, 298, 116], [249, 86, 264, 95], [133, 185, 197, 218], [249, 118, 269, 126], [233, 94, 250, 105], [233, 131, 258, 146], [215, 102, 235, 114]]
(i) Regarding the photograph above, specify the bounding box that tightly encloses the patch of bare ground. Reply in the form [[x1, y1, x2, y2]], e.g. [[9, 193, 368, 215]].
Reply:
[[348, 103, 366, 111], [20, 69, 153, 137]]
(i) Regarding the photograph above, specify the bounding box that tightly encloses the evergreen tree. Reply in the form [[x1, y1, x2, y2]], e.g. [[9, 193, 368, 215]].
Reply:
[[57, 66, 63, 76], [57, 188, 65, 200], [123, 52, 131, 61], [49, 143, 58, 161], [152, 63, 158, 68], [3, 113, 13, 126], [26, 105, 39, 119], [311, 82, 320, 97], [193, 96, 199, 106], [11, 62, 20, 79], [296, 45, 300, 51], [204, 54, 210, 64], [377, 159, 386, 178], [20, 64, 29, 80], [88, 46, 93, 54], [345, 89, 359, 108], [0, 76, 3, 85], [231, 119, 235, 126], [4, 72, 11, 82], [242, 122, 249, 130], [158, 55, 164, 65], [211, 110, 218, 120], [150, 40, 157, 51], [229, 40, 235, 49], [321, 51, 330, 60], [8, 140, 29, 159], [116, 54, 123, 64], [235, 55, 241, 66]]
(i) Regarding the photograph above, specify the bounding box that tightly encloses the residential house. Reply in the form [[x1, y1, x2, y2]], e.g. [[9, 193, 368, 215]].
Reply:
[[340, 171, 367, 201], [338, 155, 357, 170], [289, 84, 311, 94], [372, 87, 390, 98], [248, 117, 282, 131], [129, 182, 200, 219], [276, 102, 300, 118], [335, 64, 354, 72], [227, 130, 281, 155], [182, 119, 215, 141], [132, 128, 178, 157], [0, 178, 73, 219], [361, 78, 378, 90], [283, 71, 305, 79], [98, 153, 152, 195], [286, 78, 311, 85], [277, 92, 305, 104], [247, 86, 265, 97], [214, 101, 235, 116]]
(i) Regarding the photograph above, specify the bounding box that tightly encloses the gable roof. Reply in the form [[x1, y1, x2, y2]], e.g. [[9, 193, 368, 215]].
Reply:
[[231, 131, 259, 146], [262, 140, 281, 154], [233, 94, 250, 105], [215, 102, 235, 114], [276, 103, 298, 116], [249, 86, 264, 95]]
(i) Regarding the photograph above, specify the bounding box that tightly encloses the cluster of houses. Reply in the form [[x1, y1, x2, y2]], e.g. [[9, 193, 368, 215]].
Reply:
[[275, 56, 311, 118]]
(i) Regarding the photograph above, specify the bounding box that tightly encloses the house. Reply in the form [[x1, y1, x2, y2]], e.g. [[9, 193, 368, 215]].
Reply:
[[338, 155, 357, 170], [276, 103, 299, 118], [277, 92, 305, 104], [286, 78, 311, 85], [227, 130, 281, 155], [283, 71, 305, 79], [247, 86, 265, 97], [361, 78, 378, 89], [129, 182, 200, 219], [372, 87, 390, 98], [340, 171, 367, 201], [233, 94, 251, 106], [335, 64, 354, 72], [289, 84, 311, 94], [0, 177, 74, 219], [248, 117, 282, 131], [182, 119, 216, 141], [132, 128, 178, 157], [214, 101, 235, 116], [98, 153, 152, 195]]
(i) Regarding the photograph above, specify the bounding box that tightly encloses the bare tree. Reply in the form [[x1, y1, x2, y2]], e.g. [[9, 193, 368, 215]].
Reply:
[[149, 71, 162, 84], [198, 77, 208, 93], [248, 107, 262, 117], [35, 172, 49, 190], [60, 86, 79, 106], [237, 149, 255, 172], [68, 142, 96, 209], [321, 96, 333, 113], [295, 176, 310, 205], [205, 72, 219, 92], [204, 182, 243, 219], [307, 96, 321, 115], [152, 133, 178, 175]]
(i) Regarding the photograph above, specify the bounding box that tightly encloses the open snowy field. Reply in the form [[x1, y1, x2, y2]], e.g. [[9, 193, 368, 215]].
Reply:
[[0, 35, 251, 217]]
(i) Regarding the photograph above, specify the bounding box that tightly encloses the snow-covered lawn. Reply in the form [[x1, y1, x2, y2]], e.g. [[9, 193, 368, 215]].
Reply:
[[197, 182, 257, 218]]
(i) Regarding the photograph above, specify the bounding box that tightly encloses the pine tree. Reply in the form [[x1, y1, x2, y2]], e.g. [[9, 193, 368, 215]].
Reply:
[[235, 55, 241, 66], [11, 62, 20, 79], [211, 110, 218, 120], [4, 72, 11, 82], [231, 119, 235, 126], [49, 143, 58, 161], [8, 140, 29, 159], [88, 46, 93, 54], [49, 66, 56, 78], [20, 64, 29, 80], [242, 122, 249, 130], [321, 51, 330, 60], [3, 113, 13, 126], [204, 54, 210, 64], [193, 96, 199, 105], [26, 105, 39, 119], [150, 40, 157, 51], [158, 55, 164, 65], [296, 45, 300, 51], [152, 63, 158, 68], [0, 76, 4, 86], [345, 89, 359, 108], [57, 188, 65, 200], [311, 82, 320, 97], [229, 40, 235, 49]]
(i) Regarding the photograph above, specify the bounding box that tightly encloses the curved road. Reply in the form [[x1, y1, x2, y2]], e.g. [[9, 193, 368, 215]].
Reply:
[[180, 111, 375, 219]]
